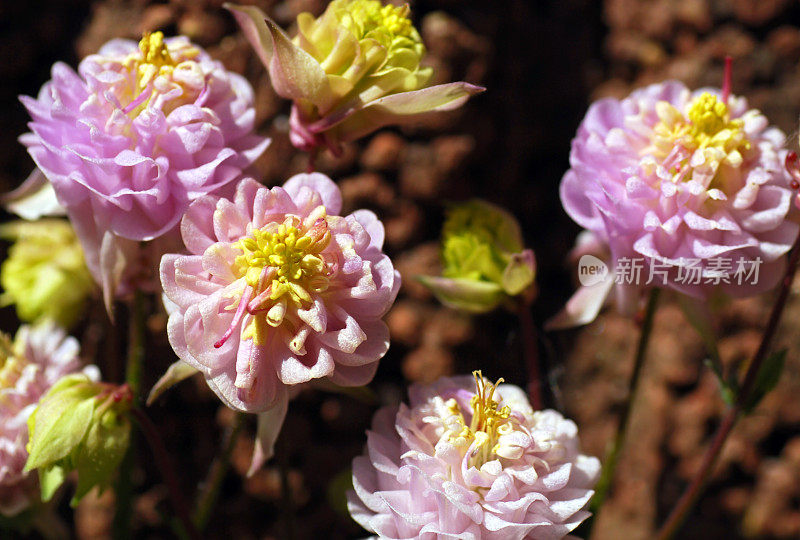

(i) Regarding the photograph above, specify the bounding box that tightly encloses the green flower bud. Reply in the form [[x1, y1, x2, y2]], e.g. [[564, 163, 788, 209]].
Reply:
[[24, 375, 131, 506], [0, 219, 94, 328], [420, 200, 536, 313]]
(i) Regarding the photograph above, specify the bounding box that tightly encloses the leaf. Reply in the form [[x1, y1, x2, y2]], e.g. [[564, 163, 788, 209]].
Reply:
[[38, 463, 66, 502], [744, 349, 787, 413], [25, 383, 96, 470], [678, 295, 721, 365], [147, 360, 200, 405], [72, 412, 131, 505]]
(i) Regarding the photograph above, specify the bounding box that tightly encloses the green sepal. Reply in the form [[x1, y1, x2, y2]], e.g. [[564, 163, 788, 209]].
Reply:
[[501, 250, 536, 296], [25, 376, 97, 471], [416, 275, 505, 313], [71, 410, 131, 505], [38, 463, 67, 502]]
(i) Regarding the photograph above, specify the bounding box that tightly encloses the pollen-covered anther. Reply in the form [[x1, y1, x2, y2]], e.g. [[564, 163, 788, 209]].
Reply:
[[443, 370, 523, 468]]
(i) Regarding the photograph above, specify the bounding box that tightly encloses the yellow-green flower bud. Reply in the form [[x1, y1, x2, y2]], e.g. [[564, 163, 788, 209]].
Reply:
[[419, 200, 536, 313], [296, 0, 432, 102], [226, 2, 483, 154], [0, 219, 94, 328], [24, 375, 131, 505]]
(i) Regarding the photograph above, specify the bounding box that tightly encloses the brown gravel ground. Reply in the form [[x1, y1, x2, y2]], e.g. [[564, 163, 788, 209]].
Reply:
[[3, 0, 800, 538]]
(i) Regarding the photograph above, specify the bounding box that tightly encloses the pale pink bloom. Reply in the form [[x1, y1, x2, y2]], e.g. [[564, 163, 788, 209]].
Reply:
[[348, 373, 600, 539], [160, 174, 399, 471], [556, 81, 799, 327], [0, 323, 98, 516], [19, 33, 269, 303]]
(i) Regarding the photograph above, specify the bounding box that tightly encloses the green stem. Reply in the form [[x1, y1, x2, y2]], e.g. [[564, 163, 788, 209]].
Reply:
[[656, 232, 800, 539], [194, 413, 246, 530], [113, 290, 146, 539], [588, 288, 661, 528]]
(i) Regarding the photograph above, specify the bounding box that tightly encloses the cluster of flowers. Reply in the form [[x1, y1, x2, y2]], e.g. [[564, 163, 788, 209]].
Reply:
[[3, 0, 798, 538], [0, 1, 596, 538]]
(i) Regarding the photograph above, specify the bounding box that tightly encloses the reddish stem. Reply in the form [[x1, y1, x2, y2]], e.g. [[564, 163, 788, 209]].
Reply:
[[656, 230, 800, 540], [721, 56, 733, 104], [517, 299, 543, 410], [130, 407, 200, 540]]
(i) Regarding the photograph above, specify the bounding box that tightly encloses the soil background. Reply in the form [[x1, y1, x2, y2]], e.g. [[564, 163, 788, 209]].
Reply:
[[2, 0, 800, 539]]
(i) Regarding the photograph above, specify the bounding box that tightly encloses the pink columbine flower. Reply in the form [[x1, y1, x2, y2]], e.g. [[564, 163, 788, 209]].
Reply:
[[348, 372, 600, 539], [557, 80, 799, 326], [0, 322, 98, 516], [160, 174, 399, 469], [19, 32, 269, 302]]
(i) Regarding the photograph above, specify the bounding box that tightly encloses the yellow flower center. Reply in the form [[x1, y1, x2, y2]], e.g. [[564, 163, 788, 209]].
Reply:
[[650, 92, 751, 173], [340, 0, 415, 41], [230, 216, 332, 346], [117, 31, 201, 117], [445, 371, 519, 468], [133, 32, 181, 91]]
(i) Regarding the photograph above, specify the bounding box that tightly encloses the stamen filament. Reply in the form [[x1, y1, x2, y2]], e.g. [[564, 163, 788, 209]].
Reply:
[[214, 286, 253, 348]]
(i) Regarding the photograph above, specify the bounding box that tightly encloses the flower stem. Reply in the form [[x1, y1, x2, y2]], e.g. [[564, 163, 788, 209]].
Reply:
[[590, 287, 661, 517], [194, 412, 247, 530], [113, 290, 146, 539], [517, 298, 543, 410], [130, 407, 200, 540], [656, 233, 800, 540]]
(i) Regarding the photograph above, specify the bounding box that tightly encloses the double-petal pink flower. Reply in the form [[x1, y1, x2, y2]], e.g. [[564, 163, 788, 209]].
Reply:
[[553, 80, 799, 327], [160, 174, 399, 470], [348, 374, 600, 539], [19, 33, 269, 304]]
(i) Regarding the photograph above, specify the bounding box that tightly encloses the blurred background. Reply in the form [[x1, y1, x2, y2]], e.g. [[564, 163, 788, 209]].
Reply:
[[3, 0, 800, 538]]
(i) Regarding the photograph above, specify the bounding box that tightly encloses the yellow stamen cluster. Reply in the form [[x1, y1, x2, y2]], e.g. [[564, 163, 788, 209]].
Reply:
[[341, 0, 414, 41], [118, 31, 201, 115], [232, 216, 332, 345], [139, 32, 174, 69], [134, 32, 179, 90], [650, 92, 750, 171], [445, 371, 519, 467]]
